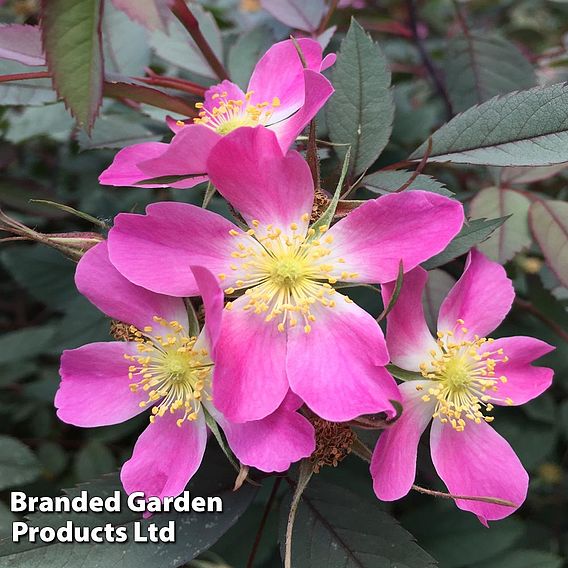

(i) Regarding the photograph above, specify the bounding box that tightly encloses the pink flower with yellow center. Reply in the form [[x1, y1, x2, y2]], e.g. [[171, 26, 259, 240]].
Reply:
[[371, 250, 554, 524], [98, 38, 334, 189], [56, 242, 315, 501], [106, 126, 465, 425]]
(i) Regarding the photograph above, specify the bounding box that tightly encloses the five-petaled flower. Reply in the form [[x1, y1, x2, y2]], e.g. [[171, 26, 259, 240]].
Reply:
[[98, 38, 334, 189], [105, 126, 465, 425], [55, 241, 315, 502], [370, 250, 554, 524]]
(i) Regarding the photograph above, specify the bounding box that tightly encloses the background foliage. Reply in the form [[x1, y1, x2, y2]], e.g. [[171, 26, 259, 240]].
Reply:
[[0, 0, 567, 566]]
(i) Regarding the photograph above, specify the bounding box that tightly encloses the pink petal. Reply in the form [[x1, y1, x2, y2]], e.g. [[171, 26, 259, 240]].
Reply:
[[210, 397, 315, 472], [371, 380, 436, 501], [207, 126, 314, 232], [487, 336, 554, 406], [108, 202, 251, 296], [430, 419, 528, 524], [56, 342, 147, 427], [212, 295, 289, 422], [321, 53, 336, 70], [76, 241, 188, 331], [286, 295, 401, 422], [121, 412, 207, 500], [268, 69, 334, 152], [202, 80, 247, 114], [138, 124, 220, 179], [382, 267, 438, 371], [99, 142, 170, 187], [438, 250, 514, 339], [248, 38, 326, 123], [325, 191, 464, 284], [190, 266, 224, 353]]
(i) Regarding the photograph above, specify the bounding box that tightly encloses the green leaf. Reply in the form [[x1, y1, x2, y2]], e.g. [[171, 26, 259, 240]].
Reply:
[[280, 478, 436, 567], [4, 103, 75, 143], [362, 170, 453, 196], [77, 115, 159, 150], [41, 0, 104, 131], [0, 61, 55, 106], [529, 200, 568, 287], [422, 268, 455, 332], [422, 217, 509, 269], [470, 187, 531, 263], [150, 5, 223, 79], [327, 18, 394, 176], [410, 83, 568, 166], [0, 436, 42, 490], [228, 26, 276, 90], [386, 364, 423, 382], [475, 550, 564, 568], [444, 33, 536, 113], [0, 326, 55, 365], [74, 441, 117, 481], [0, 448, 257, 566]]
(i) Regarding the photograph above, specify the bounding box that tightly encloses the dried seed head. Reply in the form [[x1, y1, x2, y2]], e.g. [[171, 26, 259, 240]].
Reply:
[[309, 417, 356, 473]]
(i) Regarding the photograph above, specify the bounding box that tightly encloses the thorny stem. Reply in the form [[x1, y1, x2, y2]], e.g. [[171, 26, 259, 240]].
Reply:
[[171, 0, 229, 81], [514, 298, 568, 345], [246, 477, 283, 568], [406, 0, 453, 120]]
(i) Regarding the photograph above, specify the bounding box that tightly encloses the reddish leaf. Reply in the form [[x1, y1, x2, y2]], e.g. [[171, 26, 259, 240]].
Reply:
[[0, 24, 45, 66], [111, 0, 174, 31]]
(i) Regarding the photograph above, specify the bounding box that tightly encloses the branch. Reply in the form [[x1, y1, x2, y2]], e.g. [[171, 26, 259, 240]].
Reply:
[[135, 75, 206, 97], [171, 0, 229, 81], [317, 0, 340, 35], [406, 0, 453, 120], [514, 298, 568, 345]]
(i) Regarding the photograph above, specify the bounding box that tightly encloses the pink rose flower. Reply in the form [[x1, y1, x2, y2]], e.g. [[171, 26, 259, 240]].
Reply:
[[55, 241, 315, 502], [371, 250, 555, 524], [106, 126, 464, 424], [98, 38, 335, 189]]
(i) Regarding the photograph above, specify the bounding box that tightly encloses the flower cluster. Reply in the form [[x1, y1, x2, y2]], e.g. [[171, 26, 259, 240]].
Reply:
[[56, 38, 554, 524]]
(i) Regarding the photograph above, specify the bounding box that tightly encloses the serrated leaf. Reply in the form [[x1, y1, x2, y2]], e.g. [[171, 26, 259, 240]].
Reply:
[[470, 186, 531, 263], [281, 478, 436, 567], [103, 2, 151, 76], [0, 448, 257, 566], [411, 83, 568, 166], [362, 170, 453, 196], [111, 0, 173, 31], [422, 217, 508, 269], [0, 436, 41, 490], [41, 0, 104, 131], [150, 5, 223, 79], [260, 0, 326, 32], [327, 18, 394, 176], [529, 200, 568, 287], [444, 33, 536, 113], [0, 24, 45, 66]]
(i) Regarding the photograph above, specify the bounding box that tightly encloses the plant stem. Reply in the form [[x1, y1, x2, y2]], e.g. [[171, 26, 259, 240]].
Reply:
[[0, 71, 51, 83], [317, 0, 340, 35], [514, 298, 568, 345], [135, 75, 206, 97], [246, 477, 282, 568], [171, 0, 229, 81], [406, 0, 453, 120]]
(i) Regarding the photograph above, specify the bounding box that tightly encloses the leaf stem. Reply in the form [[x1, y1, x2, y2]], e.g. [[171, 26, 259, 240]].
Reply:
[[0, 71, 51, 83], [514, 297, 568, 345], [170, 0, 229, 81], [135, 75, 206, 97]]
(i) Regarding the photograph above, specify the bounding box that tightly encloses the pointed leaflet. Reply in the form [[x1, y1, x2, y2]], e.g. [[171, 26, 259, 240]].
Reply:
[[260, 0, 326, 32], [326, 18, 394, 176], [410, 83, 568, 166], [529, 200, 568, 287], [111, 0, 173, 31], [280, 478, 436, 567], [362, 170, 453, 196], [41, 0, 104, 131], [444, 33, 536, 113], [470, 187, 532, 264]]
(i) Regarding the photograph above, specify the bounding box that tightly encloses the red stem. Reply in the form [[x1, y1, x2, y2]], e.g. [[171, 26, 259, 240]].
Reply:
[[0, 71, 51, 83], [170, 0, 229, 81], [135, 75, 206, 97]]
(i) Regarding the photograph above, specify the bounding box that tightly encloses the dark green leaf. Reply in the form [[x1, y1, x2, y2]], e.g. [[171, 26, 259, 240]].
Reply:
[[411, 83, 568, 166], [444, 33, 536, 113], [0, 326, 55, 365], [386, 364, 423, 382], [327, 18, 394, 176], [74, 441, 116, 481], [77, 115, 159, 150], [476, 549, 564, 568], [0, 436, 42, 490], [362, 170, 453, 196], [422, 217, 509, 269], [41, 0, 104, 130], [280, 478, 436, 567]]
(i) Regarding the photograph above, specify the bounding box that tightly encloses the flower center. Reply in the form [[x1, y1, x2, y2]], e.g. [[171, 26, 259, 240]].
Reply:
[[193, 90, 281, 135], [418, 319, 512, 431], [218, 217, 358, 333], [124, 317, 213, 427]]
